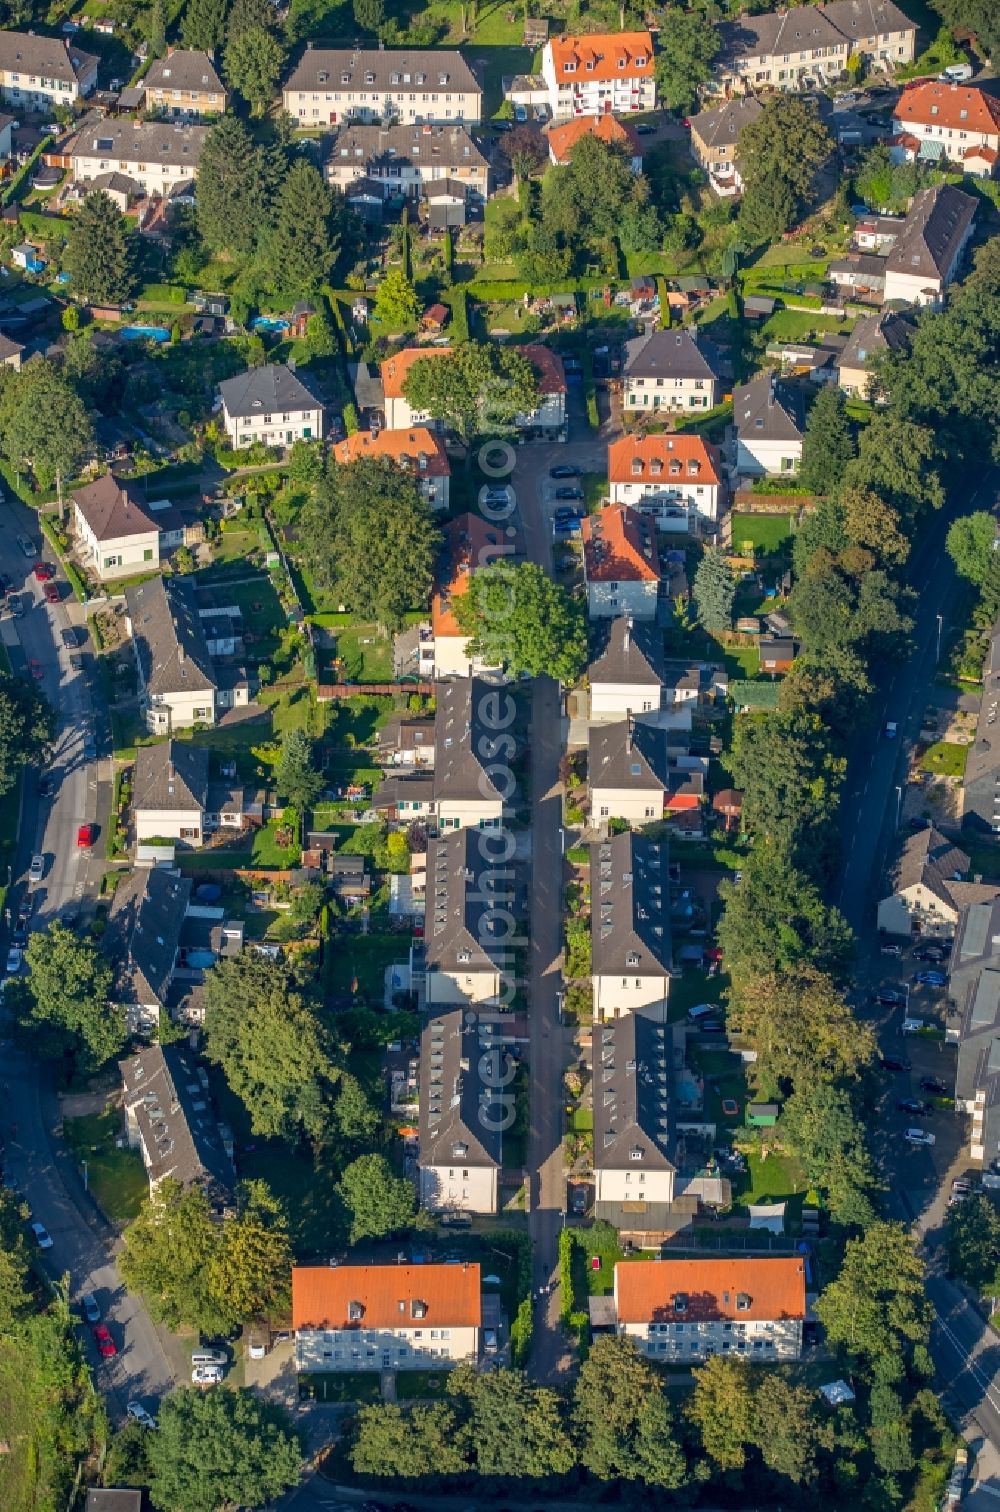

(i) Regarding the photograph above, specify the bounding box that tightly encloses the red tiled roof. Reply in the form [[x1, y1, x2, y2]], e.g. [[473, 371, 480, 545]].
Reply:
[[432, 511, 512, 637], [333, 426, 449, 477], [615, 1256, 807, 1325], [292, 1262, 481, 1331], [520, 342, 566, 396], [964, 143, 998, 163], [382, 344, 565, 399], [548, 31, 654, 84], [608, 432, 722, 489], [548, 112, 641, 163], [893, 81, 1000, 137], [581, 504, 660, 583]]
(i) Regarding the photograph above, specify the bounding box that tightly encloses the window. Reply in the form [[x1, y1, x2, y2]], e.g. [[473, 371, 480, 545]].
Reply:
[[143, 548, 153, 562]]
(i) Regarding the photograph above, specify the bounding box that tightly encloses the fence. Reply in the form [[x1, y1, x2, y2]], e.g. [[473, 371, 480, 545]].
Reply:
[[316, 681, 433, 699]]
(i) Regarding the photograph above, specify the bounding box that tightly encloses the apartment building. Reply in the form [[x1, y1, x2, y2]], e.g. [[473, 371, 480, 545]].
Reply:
[[540, 31, 655, 121], [284, 46, 482, 127], [951, 900, 1000, 1166], [418, 1010, 504, 1213], [293, 1262, 481, 1371], [715, 0, 915, 95], [608, 432, 724, 529], [325, 122, 488, 201], [125, 575, 253, 732], [424, 828, 509, 1008], [687, 97, 763, 196], [120, 1043, 235, 1210], [589, 720, 670, 827], [67, 118, 207, 198], [581, 505, 661, 620], [612, 1256, 807, 1362], [432, 674, 512, 831], [132, 741, 210, 847], [0, 31, 97, 110], [623, 328, 722, 415], [334, 426, 450, 511], [218, 363, 323, 448], [590, 831, 672, 1021], [588, 615, 669, 725], [883, 183, 977, 307], [426, 513, 513, 677], [893, 81, 1000, 176], [593, 1010, 677, 1211], [143, 49, 226, 118]]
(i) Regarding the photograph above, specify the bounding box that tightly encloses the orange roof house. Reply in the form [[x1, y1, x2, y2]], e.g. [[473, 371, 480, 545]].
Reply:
[[614, 1255, 807, 1326], [608, 433, 723, 491], [548, 112, 642, 165], [546, 31, 654, 86], [333, 426, 449, 477], [381, 345, 449, 400], [893, 81, 1000, 142], [431, 511, 515, 640], [581, 504, 661, 583], [292, 1263, 482, 1332]]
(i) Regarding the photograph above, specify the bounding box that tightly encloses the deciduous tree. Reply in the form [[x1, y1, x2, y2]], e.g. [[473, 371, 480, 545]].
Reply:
[[120, 1179, 229, 1334], [0, 356, 94, 503], [737, 96, 832, 242], [0, 667, 53, 796], [373, 268, 421, 328], [843, 412, 943, 519], [350, 1401, 469, 1478], [401, 340, 539, 444], [572, 1335, 687, 1487], [147, 1387, 302, 1512], [337, 1152, 416, 1243], [453, 560, 588, 685], [448, 1362, 575, 1477], [687, 1355, 755, 1471], [816, 1222, 932, 1381], [224, 25, 285, 116], [9, 922, 123, 1072], [947, 511, 1000, 589], [502, 124, 546, 180], [716, 851, 854, 989], [208, 1181, 293, 1322], [947, 1191, 1000, 1293], [729, 966, 876, 1092], [753, 1375, 828, 1484], [726, 708, 845, 866], [842, 486, 909, 567], [654, 9, 719, 114], [782, 1080, 877, 1224]]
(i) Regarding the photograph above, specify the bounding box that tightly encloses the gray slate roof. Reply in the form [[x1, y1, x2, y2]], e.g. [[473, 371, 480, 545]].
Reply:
[[589, 615, 667, 689], [69, 118, 208, 167], [733, 374, 804, 444], [720, 6, 846, 62], [418, 1007, 503, 1170], [120, 1042, 234, 1209], [593, 1010, 676, 1172], [433, 676, 508, 805], [624, 327, 721, 383], [107, 866, 192, 1009], [84, 1494, 144, 1512], [0, 30, 96, 84], [885, 184, 977, 282], [126, 576, 217, 697], [144, 49, 225, 95], [688, 96, 763, 149], [328, 122, 486, 174], [425, 828, 509, 976], [820, 0, 916, 42], [218, 362, 321, 420], [285, 46, 481, 99], [133, 740, 209, 814], [891, 825, 971, 912], [838, 311, 913, 371], [589, 720, 670, 793], [591, 831, 671, 978]]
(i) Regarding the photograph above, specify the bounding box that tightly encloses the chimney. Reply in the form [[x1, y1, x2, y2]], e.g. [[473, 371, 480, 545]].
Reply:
[[626, 717, 633, 754], [167, 758, 174, 781], [624, 615, 632, 652], [177, 644, 185, 662]]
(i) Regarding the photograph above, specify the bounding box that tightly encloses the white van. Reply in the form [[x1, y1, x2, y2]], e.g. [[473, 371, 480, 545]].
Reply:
[[191, 1348, 227, 1368], [939, 64, 973, 82]]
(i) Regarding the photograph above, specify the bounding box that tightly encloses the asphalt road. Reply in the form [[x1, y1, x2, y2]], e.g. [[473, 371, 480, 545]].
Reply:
[[0, 488, 175, 1418]]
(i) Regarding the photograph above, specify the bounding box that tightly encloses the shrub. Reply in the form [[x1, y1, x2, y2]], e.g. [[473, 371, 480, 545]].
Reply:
[[510, 1297, 533, 1367], [343, 400, 359, 434], [558, 1228, 575, 1326]]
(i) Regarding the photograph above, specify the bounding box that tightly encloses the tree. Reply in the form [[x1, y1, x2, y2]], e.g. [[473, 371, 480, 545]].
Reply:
[[753, 1375, 827, 1484], [572, 1335, 687, 1487], [120, 1179, 229, 1334], [869, 1381, 914, 1476], [401, 340, 539, 445], [513, 221, 573, 284], [844, 413, 943, 520], [227, 0, 276, 37], [203, 953, 340, 1141], [618, 199, 663, 254], [854, 143, 925, 213], [448, 1363, 575, 1477], [947, 1192, 1000, 1293], [737, 96, 833, 242], [692, 546, 736, 633], [842, 486, 909, 568], [299, 455, 439, 630], [789, 560, 913, 659], [0, 667, 53, 797], [729, 967, 876, 1093], [799, 384, 855, 496], [224, 25, 286, 116], [196, 116, 269, 256], [782, 1081, 877, 1224], [208, 1181, 292, 1321], [182, 0, 226, 50], [816, 1222, 932, 1381], [9, 922, 123, 1071], [276, 728, 324, 812], [147, 1387, 302, 1512], [338, 1153, 415, 1243], [932, 0, 999, 65], [373, 268, 421, 328], [716, 851, 854, 989], [502, 124, 546, 180], [543, 134, 650, 261], [726, 708, 845, 866], [146, 0, 167, 56], [947, 512, 1000, 589], [778, 646, 873, 742], [687, 1355, 755, 1471], [350, 1401, 469, 1478], [263, 160, 343, 295], [453, 560, 588, 685], [353, 0, 384, 30], [654, 9, 719, 114], [0, 356, 94, 504], [64, 190, 138, 307]]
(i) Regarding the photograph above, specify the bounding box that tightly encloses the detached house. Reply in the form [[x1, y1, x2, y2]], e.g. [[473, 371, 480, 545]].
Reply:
[[589, 616, 671, 725], [120, 1043, 235, 1211], [877, 826, 998, 937], [325, 123, 488, 203], [424, 828, 510, 1008], [608, 432, 724, 529], [132, 741, 210, 848], [143, 49, 226, 118], [893, 82, 1000, 177], [126, 576, 249, 731], [107, 867, 192, 1029], [418, 1010, 506, 1212], [591, 831, 672, 1021], [612, 1255, 806, 1362], [72, 473, 191, 581], [540, 31, 655, 121], [426, 516, 515, 678], [218, 363, 323, 449], [623, 328, 722, 416], [593, 1010, 676, 1215], [283, 46, 482, 127], [687, 97, 763, 196], [732, 375, 804, 478], [333, 427, 450, 511], [0, 32, 97, 110], [582, 505, 660, 621], [547, 112, 642, 170], [882, 183, 977, 307], [293, 1262, 482, 1371], [837, 310, 913, 398]]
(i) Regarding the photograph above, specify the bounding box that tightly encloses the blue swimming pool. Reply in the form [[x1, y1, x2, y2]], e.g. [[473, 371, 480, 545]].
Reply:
[[251, 316, 290, 332], [119, 324, 171, 343]]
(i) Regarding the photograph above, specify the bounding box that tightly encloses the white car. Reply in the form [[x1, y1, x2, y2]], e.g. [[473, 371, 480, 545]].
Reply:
[[901, 1017, 928, 1034], [30, 1221, 53, 1249], [28, 854, 45, 884], [127, 1401, 158, 1429], [884, 721, 898, 738], [905, 1127, 936, 1147], [192, 1365, 224, 1386]]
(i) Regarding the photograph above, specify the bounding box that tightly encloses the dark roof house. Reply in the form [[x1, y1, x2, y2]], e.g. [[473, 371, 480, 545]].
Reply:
[[624, 327, 722, 385], [418, 1007, 505, 1175], [219, 362, 321, 421], [432, 675, 510, 809], [593, 1010, 677, 1175], [590, 831, 672, 980], [106, 867, 192, 1013], [589, 719, 670, 795], [885, 184, 977, 287], [963, 616, 1000, 835], [589, 615, 667, 690], [120, 1042, 234, 1210], [125, 576, 217, 700], [132, 740, 210, 815], [424, 828, 509, 979]]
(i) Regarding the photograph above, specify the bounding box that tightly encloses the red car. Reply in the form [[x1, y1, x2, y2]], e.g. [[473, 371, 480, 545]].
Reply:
[[33, 562, 54, 582], [76, 824, 95, 849], [92, 1324, 117, 1358], [43, 582, 60, 604], [29, 659, 44, 680]]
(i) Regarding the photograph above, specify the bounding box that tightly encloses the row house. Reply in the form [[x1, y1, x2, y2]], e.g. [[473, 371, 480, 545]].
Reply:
[[622, 327, 723, 415], [593, 1011, 677, 1214], [132, 740, 252, 849], [589, 719, 705, 829], [0, 32, 97, 110], [582, 504, 660, 621], [590, 831, 671, 1022], [424, 828, 510, 1009], [65, 119, 207, 199], [714, 0, 915, 95], [333, 426, 450, 511], [950, 899, 1000, 1167], [325, 122, 488, 202], [882, 183, 977, 307], [540, 30, 654, 121], [608, 432, 724, 530], [218, 362, 323, 448], [283, 46, 482, 127], [611, 1256, 806, 1363], [418, 1010, 504, 1213], [588, 616, 700, 730], [893, 81, 1000, 178], [293, 1263, 482, 1371], [143, 49, 227, 119]]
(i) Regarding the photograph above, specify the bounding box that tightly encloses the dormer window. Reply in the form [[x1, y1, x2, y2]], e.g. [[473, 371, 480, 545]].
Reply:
[[617, 57, 625, 67], [318, 71, 328, 84], [626, 951, 639, 966], [669, 459, 681, 475], [649, 459, 662, 476], [673, 1292, 688, 1312], [347, 1299, 364, 1321], [736, 1292, 751, 1312], [631, 459, 643, 476], [688, 460, 699, 475], [438, 72, 448, 84], [365, 72, 375, 84], [585, 59, 595, 70], [630, 1144, 645, 1160], [410, 1298, 428, 1320], [563, 62, 576, 74], [341, 72, 350, 84], [636, 54, 646, 65]]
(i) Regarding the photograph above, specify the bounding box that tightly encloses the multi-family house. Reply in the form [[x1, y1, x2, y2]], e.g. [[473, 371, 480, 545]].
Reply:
[[72, 473, 190, 580], [819, 0, 918, 68], [589, 720, 669, 827], [126, 576, 250, 731], [325, 122, 488, 202], [608, 432, 724, 529], [283, 46, 482, 127], [589, 616, 680, 726], [623, 328, 722, 416], [218, 363, 324, 448], [547, 112, 642, 170], [120, 1043, 235, 1210], [883, 183, 977, 307], [143, 49, 227, 118], [424, 829, 510, 1007], [715, 0, 915, 95], [432, 676, 510, 831], [66, 119, 207, 198], [381, 344, 566, 437], [293, 1262, 482, 1371], [732, 375, 804, 478], [333, 427, 450, 511], [687, 97, 763, 196], [963, 616, 1000, 836], [893, 81, 1000, 177], [612, 1256, 806, 1362], [426, 515, 514, 677], [539, 31, 655, 121], [581, 504, 661, 620], [590, 831, 671, 1021], [418, 1010, 506, 1212], [950, 899, 1000, 1166], [877, 826, 998, 937], [836, 310, 913, 397], [132, 741, 210, 847], [0, 32, 97, 110], [107, 867, 192, 1029], [593, 1010, 676, 1214]]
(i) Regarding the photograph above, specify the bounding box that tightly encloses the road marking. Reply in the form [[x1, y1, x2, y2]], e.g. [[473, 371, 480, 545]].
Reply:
[[933, 1309, 1000, 1418], [974, 1484, 1000, 1500]]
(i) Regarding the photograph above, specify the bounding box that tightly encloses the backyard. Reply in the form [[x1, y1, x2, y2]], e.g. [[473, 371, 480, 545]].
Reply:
[[730, 512, 794, 555], [61, 1106, 148, 1226]]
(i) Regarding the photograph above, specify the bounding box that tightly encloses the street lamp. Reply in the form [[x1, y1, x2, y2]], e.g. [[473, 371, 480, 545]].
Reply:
[[936, 614, 943, 665], [895, 784, 903, 830], [81, 1159, 88, 1193]]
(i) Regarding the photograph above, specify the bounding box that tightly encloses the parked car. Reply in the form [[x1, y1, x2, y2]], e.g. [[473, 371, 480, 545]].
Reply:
[[880, 943, 903, 957], [11, 921, 27, 949], [553, 505, 582, 522], [920, 1076, 948, 1095], [483, 1328, 498, 1354], [875, 988, 906, 1007], [904, 1127, 936, 1147], [192, 1365, 224, 1385], [902, 1017, 929, 1034], [28, 854, 44, 884], [635, 122, 657, 135], [549, 465, 580, 479], [127, 1401, 158, 1429], [513, 103, 527, 122], [38, 774, 54, 798], [897, 1098, 930, 1116], [29, 659, 44, 680], [81, 1293, 100, 1324], [30, 1221, 53, 1249], [879, 1055, 911, 1073], [76, 824, 96, 849], [884, 721, 898, 738], [93, 1324, 117, 1358], [915, 946, 948, 962], [32, 562, 54, 582], [5, 948, 22, 974], [17, 535, 35, 558], [60, 627, 82, 649], [913, 970, 947, 988], [82, 736, 97, 761], [43, 582, 60, 604], [571, 1184, 588, 1214], [554, 486, 584, 501]]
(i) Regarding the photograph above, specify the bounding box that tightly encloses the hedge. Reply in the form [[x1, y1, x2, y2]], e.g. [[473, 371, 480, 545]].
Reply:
[[0, 459, 56, 506], [141, 282, 187, 304], [2, 134, 54, 206], [39, 514, 88, 602], [343, 400, 359, 434], [509, 1296, 533, 1368], [558, 1228, 575, 1327], [464, 275, 624, 302]]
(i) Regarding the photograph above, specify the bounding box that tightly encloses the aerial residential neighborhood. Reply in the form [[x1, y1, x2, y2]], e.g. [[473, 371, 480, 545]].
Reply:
[[0, 0, 997, 1508]]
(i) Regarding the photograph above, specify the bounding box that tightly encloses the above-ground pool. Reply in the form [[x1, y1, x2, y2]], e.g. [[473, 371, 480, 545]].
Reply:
[[251, 315, 290, 332], [119, 324, 171, 343]]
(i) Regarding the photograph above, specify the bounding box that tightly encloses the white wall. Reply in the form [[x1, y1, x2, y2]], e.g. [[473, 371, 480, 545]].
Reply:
[[734, 435, 801, 478], [593, 972, 670, 1020], [590, 785, 664, 825], [611, 477, 721, 524], [285, 86, 482, 127], [223, 403, 323, 448], [72, 151, 194, 198], [596, 1166, 674, 1204], [620, 1315, 801, 1361], [296, 1321, 479, 1371], [586, 580, 658, 620], [425, 966, 502, 1006], [624, 375, 718, 413], [419, 1161, 498, 1214], [435, 796, 504, 831], [135, 808, 204, 846]]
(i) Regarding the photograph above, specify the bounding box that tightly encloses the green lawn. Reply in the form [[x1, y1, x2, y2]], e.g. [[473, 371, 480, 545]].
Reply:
[[668, 969, 727, 1024], [760, 309, 853, 343], [568, 1107, 593, 1134], [723, 643, 764, 679], [921, 741, 969, 778], [327, 932, 407, 1004], [251, 819, 302, 868], [580, 472, 607, 514], [730, 513, 794, 554], [735, 1149, 807, 1214], [330, 623, 396, 683], [298, 1372, 382, 1403], [211, 528, 261, 565], [62, 1108, 148, 1226], [395, 1370, 451, 1399]]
